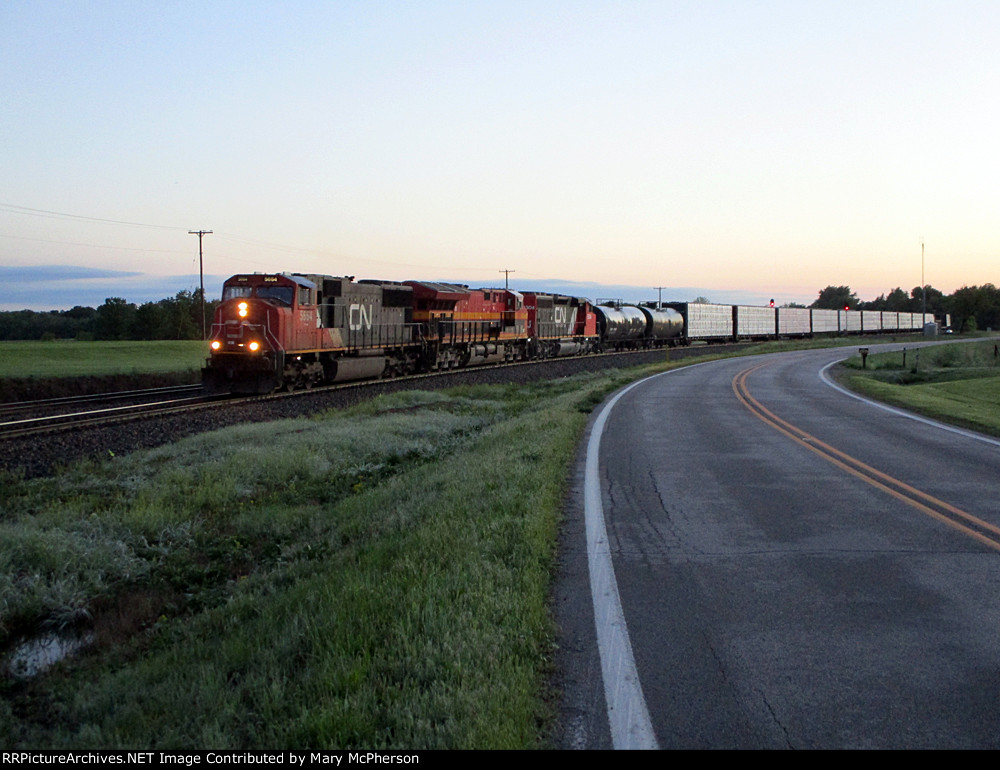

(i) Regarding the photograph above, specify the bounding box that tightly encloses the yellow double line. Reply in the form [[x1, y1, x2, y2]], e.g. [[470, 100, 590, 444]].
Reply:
[[732, 362, 1000, 552]]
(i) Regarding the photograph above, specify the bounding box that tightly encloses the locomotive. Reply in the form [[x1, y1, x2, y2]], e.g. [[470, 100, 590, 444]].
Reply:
[[203, 272, 929, 394], [205, 273, 610, 394]]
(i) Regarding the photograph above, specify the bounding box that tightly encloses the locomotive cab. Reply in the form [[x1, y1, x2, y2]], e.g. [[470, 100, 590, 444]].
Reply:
[[204, 273, 419, 394], [203, 273, 312, 393]]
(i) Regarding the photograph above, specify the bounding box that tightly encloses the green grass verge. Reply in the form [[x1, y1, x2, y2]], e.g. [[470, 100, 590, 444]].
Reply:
[[0, 366, 668, 749], [0, 333, 944, 382], [4, 335, 982, 748], [839, 340, 1000, 436], [0, 334, 938, 382], [0, 340, 208, 379]]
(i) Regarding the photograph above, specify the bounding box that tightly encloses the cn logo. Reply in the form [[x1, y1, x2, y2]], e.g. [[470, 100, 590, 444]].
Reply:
[[553, 306, 574, 330], [349, 303, 373, 331]]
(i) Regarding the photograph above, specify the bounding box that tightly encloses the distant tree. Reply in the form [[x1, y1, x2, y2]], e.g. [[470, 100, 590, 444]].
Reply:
[[60, 306, 97, 338], [884, 287, 911, 312], [863, 294, 887, 311], [0, 310, 34, 340], [0, 307, 96, 340], [692, 296, 711, 304], [133, 301, 166, 340], [910, 285, 945, 315], [65, 305, 97, 321], [95, 297, 136, 340], [0, 289, 224, 341], [948, 284, 1000, 332], [811, 285, 859, 310], [161, 290, 200, 340], [782, 302, 807, 308]]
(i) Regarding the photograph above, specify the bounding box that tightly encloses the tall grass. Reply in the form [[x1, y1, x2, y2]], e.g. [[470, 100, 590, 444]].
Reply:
[[1, 367, 658, 749], [843, 339, 1000, 380], [840, 340, 1000, 435]]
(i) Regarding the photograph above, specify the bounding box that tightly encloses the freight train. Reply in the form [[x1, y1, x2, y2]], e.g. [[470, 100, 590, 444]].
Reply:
[[202, 272, 931, 394]]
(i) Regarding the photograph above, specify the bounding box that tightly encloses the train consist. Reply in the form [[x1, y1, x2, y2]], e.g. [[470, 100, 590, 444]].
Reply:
[[203, 272, 930, 394]]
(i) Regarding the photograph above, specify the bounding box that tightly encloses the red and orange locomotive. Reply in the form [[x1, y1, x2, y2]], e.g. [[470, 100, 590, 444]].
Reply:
[[204, 272, 602, 394]]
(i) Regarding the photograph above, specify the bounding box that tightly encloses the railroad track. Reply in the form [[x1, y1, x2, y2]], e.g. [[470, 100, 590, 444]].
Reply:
[[0, 385, 213, 440], [0, 384, 204, 417], [0, 345, 733, 478]]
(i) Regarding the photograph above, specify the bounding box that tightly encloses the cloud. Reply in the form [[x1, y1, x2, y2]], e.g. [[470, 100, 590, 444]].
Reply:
[[0, 265, 231, 311], [1, 265, 798, 312], [0, 265, 144, 283]]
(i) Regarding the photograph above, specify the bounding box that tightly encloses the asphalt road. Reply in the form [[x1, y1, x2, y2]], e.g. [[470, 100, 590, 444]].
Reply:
[[556, 341, 1000, 749]]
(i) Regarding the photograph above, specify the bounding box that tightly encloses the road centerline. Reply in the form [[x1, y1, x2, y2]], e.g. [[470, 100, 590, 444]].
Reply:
[[732, 362, 1000, 552]]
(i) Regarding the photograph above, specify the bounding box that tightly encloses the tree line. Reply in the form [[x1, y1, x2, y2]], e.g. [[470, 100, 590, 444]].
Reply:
[[3, 282, 998, 341], [805, 284, 1000, 332], [0, 290, 222, 341]]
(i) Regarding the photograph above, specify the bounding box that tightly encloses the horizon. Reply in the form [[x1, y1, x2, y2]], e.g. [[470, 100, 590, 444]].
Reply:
[[0, 263, 955, 314], [3, 1, 996, 309]]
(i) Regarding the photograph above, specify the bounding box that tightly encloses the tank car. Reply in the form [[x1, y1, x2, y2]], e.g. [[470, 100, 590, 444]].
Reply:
[[636, 304, 684, 346], [593, 303, 647, 349]]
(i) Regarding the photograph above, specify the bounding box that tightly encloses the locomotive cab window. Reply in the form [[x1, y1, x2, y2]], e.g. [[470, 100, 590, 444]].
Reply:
[[298, 287, 313, 306], [256, 286, 294, 307], [223, 286, 252, 300]]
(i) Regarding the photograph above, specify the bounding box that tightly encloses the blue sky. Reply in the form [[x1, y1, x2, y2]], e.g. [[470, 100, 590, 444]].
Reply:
[[2, 1, 997, 310]]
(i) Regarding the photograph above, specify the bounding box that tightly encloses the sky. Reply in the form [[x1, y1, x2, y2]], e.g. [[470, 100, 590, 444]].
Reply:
[[2, 0, 997, 311]]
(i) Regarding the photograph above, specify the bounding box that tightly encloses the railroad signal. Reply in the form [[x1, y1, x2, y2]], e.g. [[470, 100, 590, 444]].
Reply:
[[769, 299, 774, 307]]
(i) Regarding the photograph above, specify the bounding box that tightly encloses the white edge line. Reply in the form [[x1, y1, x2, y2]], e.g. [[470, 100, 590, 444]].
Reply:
[[819, 359, 1000, 448], [584, 362, 714, 749], [585, 376, 658, 750]]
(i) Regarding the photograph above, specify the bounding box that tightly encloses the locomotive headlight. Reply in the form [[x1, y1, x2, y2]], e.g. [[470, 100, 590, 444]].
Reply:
[[248, 341, 260, 352], [238, 301, 249, 318], [210, 340, 221, 351]]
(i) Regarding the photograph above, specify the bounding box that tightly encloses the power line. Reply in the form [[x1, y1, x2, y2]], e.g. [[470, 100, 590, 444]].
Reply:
[[0, 202, 186, 230], [0, 233, 188, 254], [1, 203, 617, 288]]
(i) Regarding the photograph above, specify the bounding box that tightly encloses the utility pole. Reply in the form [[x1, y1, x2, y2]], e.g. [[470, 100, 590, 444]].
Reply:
[[654, 286, 667, 308], [921, 237, 926, 327], [189, 230, 213, 339], [499, 268, 515, 290]]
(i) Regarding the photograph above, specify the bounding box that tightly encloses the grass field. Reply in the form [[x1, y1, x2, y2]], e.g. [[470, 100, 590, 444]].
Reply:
[[0, 364, 674, 749], [0, 334, 937, 382], [2, 335, 991, 748], [841, 339, 1000, 436], [0, 340, 208, 379]]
